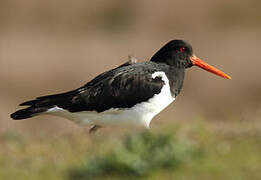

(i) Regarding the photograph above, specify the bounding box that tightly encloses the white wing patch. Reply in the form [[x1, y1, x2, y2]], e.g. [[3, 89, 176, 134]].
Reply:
[[44, 71, 175, 128]]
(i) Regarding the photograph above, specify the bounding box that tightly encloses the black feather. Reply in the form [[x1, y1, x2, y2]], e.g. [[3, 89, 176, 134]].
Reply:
[[19, 99, 41, 106], [10, 107, 48, 120]]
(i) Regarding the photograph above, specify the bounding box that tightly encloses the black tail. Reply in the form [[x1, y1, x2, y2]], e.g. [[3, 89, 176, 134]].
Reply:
[[11, 90, 77, 120], [10, 107, 48, 120]]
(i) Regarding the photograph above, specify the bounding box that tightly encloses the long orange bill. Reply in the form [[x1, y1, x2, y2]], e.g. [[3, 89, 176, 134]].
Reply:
[[190, 56, 231, 80]]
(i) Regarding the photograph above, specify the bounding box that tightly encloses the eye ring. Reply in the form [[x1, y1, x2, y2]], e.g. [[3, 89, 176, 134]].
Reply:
[[179, 47, 186, 53]]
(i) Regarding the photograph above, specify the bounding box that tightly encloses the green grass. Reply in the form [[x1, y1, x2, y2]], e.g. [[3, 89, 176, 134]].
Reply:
[[1, 120, 261, 180], [68, 131, 200, 180]]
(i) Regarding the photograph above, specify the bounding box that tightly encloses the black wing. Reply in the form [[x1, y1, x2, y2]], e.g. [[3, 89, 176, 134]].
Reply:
[[67, 63, 165, 112], [17, 56, 138, 107]]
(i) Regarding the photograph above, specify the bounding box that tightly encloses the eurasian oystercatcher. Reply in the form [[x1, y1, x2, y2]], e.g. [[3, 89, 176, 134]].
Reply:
[[10, 40, 231, 132]]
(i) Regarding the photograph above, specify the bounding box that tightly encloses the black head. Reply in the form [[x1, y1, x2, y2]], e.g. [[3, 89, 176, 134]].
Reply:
[[150, 40, 193, 68]]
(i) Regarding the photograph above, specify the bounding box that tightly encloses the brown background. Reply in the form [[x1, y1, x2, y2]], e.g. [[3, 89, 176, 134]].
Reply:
[[1, 0, 260, 135]]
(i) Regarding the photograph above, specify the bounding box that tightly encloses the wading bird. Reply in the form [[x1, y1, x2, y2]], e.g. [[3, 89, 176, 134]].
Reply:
[[11, 40, 231, 133]]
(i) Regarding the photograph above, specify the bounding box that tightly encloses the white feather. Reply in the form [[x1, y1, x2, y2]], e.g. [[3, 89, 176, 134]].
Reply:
[[45, 71, 175, 128]]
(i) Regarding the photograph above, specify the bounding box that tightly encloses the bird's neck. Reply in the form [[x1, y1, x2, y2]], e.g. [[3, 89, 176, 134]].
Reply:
[[165, 66, 185, 98]]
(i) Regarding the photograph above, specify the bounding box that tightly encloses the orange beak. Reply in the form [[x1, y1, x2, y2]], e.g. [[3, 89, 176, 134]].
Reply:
[[190, 56, 231, 80]]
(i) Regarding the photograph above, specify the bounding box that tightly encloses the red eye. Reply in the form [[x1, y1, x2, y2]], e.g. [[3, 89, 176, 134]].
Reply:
[[179, 47, 185, 53]]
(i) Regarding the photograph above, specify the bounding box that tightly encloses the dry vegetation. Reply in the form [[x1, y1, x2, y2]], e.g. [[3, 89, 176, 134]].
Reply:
[[1, 120, 261, 180]]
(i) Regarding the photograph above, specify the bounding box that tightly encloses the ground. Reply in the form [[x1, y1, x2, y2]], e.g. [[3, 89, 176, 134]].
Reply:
[[1, 118, 261, 180]]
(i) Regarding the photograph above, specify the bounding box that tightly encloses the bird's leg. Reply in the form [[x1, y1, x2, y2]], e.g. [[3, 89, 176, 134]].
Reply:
[[88, 125, 102, 134]]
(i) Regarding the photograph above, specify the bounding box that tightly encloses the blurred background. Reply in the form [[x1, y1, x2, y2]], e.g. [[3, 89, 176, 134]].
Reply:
[[1, 0, 261, 134], [0, 0, 261, 179]]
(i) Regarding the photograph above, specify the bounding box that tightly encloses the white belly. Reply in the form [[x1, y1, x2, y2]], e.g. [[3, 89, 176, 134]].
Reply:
[[45, 71, 175, 128]]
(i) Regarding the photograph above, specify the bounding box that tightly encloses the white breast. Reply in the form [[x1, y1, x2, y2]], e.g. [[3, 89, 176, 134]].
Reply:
[[45, 71, 175, 128]]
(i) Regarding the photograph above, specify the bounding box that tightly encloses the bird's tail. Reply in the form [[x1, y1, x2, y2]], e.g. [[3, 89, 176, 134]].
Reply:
[[11, 90, 78, 120], [10, 106, 48, 120]]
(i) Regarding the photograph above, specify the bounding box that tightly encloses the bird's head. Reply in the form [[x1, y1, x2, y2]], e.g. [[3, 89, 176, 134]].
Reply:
[[150, 40, 231, 79]]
